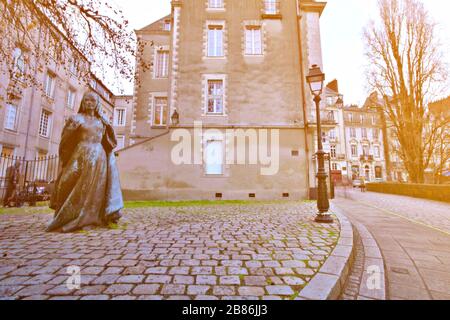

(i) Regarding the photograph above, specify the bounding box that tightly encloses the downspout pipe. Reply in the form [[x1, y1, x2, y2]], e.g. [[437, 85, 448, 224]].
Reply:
[[296, 5, 311, 200]]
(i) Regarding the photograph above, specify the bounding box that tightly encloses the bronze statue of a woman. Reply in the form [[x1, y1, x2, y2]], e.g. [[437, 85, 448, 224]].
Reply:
[[46, 92, 124, 233]]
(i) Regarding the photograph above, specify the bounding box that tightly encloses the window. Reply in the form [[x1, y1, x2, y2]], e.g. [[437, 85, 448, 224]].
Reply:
[[207, 25, 224, 57], [155, 50, 169, 78], [67, 88, 76, 109], [329, 129, 336, 139], [205, 140, 224, 175], [44, 72, 56, 98], [372, 115, 377, 125], [1, 146, 14, 157], [245, 26, 262, 55], [373, 128, 379, 140], [207, 80, 224, 114], [326, 97, 334, 106], [163, 20, 171, 31], [39, 110, 52, 138], [153, 97, 168, 126], [12, 48, 25, 79], [116, 135, 125, 151], [374, 146, 381, 158], [351, 145, 357, 157], [69, 58, 77, 74], [327, 111, 335, 122], [208, 0, 224, 9], [375, 166, 383, 179], [264, 0, 278, 14], [361, 114, 365, 123], [363, 145, 369, 156], [332, 163, 339, 171], [330, 145, 337, 158], [350, 128, 356, 138], [348, 113, 353, 122], [4, 103, 18, 131], [362, 128, 368, 139], [114, 108, 126, 127]]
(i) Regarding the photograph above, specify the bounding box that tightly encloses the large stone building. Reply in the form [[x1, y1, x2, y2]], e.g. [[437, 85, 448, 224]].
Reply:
[[0, 22, 115, 161], [117, 0, 329, 200]]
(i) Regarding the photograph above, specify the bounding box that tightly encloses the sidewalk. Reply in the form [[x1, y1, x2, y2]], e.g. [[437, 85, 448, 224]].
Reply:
[[334, 190, 450, 300]]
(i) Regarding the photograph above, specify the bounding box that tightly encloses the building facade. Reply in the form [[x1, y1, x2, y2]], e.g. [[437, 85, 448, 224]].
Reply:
[[341, 102, 386, 183], [113, 95, 134, 151], [117, 0, 329, 200], [0, 11, 116, 161]]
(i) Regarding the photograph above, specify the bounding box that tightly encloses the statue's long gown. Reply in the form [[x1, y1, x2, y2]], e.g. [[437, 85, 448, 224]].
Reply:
[[46, 114, 124, 233]]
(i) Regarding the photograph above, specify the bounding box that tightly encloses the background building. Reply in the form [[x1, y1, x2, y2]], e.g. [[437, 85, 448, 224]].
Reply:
[[342, 102, 386, 183], [113, 95, 134, 151]]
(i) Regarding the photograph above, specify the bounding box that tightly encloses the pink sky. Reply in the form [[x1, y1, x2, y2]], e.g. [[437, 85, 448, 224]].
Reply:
[[112, 0, 450, 105]]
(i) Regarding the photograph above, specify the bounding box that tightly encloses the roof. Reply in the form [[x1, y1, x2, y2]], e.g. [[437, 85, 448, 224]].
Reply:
[[137, 14, 171, 34], [429, 96, 450, 116]]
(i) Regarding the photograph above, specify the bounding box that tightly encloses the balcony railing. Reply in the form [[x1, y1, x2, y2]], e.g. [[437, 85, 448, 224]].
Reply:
[[360, 155, 374, 162], [310, 111, 338, 126]]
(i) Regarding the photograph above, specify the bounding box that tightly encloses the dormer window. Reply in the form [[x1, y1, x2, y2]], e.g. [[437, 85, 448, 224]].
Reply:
[[163, 20, 171, 31]]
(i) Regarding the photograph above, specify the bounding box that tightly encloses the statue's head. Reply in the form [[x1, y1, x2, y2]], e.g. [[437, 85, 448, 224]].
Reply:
[[79, 91, 101, 117]]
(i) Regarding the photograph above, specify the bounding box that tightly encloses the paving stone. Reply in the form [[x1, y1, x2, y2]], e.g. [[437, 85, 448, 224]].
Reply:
[[196, 276, 217, 285], [74, 285, 107, 296], [213, 286, 236, 296], [160, 284, 186, 295], [169, 267, 190, 275], [173, 276, 194, 285], [187, 285, 210, 295], [103, 284, 135, 295], [227, 267, 248, 275], [91, 275, 120, 285], [133, 284, 160, 295], [244, 276, 267, 286], [282, 276, 306, 286], [266, 285, 295, 296], [145, 267, 168, 275], [145, 275, 172, 284], [238, 286, 265, 296], [191, 267, 213, 275], [116, 275, 145, 284], [219, 276, 241, 285]]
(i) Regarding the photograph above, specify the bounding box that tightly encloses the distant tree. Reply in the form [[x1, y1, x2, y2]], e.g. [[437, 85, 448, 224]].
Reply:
[[364, 0, 448, 183], [0, 0, 143, 93]]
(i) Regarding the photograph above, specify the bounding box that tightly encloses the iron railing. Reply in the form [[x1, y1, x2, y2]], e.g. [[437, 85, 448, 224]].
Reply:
[[0, 154, 59, 205]]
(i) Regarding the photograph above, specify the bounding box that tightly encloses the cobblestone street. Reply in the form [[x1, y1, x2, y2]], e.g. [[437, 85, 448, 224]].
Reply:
[[0, 202, 340, 300]]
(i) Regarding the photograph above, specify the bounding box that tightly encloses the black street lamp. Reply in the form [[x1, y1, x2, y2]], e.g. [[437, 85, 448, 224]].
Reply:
[[306, 64, 333, 223]]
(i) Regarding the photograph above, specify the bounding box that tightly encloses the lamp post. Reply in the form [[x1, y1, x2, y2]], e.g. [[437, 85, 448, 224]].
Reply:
[[306, 65, 333, 223]]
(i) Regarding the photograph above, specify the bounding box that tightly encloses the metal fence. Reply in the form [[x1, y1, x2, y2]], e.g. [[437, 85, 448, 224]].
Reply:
[[0, 154, 59, 204]]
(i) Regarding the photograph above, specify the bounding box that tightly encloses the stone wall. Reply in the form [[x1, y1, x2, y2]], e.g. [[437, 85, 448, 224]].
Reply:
[[367, 183, 450, 203]]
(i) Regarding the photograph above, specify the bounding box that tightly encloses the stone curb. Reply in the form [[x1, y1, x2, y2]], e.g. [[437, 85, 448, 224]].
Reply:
[[297, 205, 355, 300], [351, 221, 387, 300]]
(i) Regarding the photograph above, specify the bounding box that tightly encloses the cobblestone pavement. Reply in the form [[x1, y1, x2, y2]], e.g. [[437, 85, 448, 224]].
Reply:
[[340, 227, 364, 300], [335, 190, 450, 300], [339, 187, 450, 234], [0, 203, 340, 300]]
